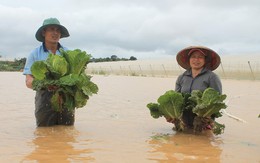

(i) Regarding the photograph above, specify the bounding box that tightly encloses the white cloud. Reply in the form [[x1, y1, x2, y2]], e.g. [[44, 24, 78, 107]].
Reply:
[[0, 0, 260, 60]]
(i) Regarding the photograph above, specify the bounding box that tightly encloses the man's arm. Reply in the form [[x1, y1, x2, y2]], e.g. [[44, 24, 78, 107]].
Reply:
[[25, 74, 34, 89]]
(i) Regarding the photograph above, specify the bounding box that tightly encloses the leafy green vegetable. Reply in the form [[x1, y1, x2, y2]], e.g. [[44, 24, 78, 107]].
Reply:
[[46, 54, 68, 79], [147, 90, 186, 131], [50, 91, 62, 111], [190, 88, 227, 118], [147, 88, 227, 135], [190, 88, 227, 135], [182, 93, 196, 111], [31, 61, 48, 80], [157, 90, 184, 120], [213, 121, 225, 135], [147, 103, 163, 119], [31, 49, 98, 112], [61, 49, 90, 75], [192, 116, 213, 132]]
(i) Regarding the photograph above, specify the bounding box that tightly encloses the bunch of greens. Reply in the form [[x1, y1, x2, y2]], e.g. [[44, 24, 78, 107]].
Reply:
[[147, 88, 227, 135], [147, 90, 186, 131], [189, 88, 227, 135], [31, 49, 98, 112]]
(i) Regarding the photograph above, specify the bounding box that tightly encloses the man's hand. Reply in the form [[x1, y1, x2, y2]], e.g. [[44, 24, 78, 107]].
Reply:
[[47, 85, 59, 91], [25, 75, 34, 89]]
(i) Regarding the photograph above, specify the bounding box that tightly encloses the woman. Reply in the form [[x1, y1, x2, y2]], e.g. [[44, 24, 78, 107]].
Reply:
[[174, 46, 222, 128]]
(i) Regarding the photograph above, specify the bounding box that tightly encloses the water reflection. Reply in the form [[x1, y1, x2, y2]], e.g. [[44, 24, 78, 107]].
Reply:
[[23, 126, 95, 162], [147, 131, 223, 162]]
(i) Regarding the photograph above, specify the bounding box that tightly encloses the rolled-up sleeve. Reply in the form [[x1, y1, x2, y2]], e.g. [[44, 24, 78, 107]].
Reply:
[[23, 51, 35, 75]]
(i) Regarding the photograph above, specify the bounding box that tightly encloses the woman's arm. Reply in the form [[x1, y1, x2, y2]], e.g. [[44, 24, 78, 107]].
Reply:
[[175, 75, 183, 92], [209, 73, 222, 94]]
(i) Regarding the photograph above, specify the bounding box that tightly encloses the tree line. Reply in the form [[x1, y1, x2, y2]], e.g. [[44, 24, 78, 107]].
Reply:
[[91, 55, 137, 62], [0, 57, 26, 71], [0, 55, 137, 71]]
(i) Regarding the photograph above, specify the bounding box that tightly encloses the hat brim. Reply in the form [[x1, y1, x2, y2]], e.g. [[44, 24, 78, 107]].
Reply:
[[35, 24, 70, 42], [176, 46, 221, 71]]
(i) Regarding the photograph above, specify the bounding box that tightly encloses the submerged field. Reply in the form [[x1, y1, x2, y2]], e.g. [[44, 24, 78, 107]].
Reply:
[[0, 72, 259, 162]]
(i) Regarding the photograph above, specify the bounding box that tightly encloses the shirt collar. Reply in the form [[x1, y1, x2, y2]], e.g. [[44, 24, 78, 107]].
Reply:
[[42, 42, 62, 53]]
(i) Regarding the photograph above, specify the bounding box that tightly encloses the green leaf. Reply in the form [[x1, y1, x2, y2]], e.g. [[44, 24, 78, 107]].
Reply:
[[51, 91, 62, 112], [31, 61, 48, 80], [147, 103, 163, 119], [213, 121, 225, 135], [74, 89, 89, 108], [76, 73, 98, 95], [63, 94, 75, 112], [59, 74, 80, 86], [46, 54, 68, 79], [62, 49, 91, 75], [157, 90, 184, 119], [191, 88, 227, 117], [32, 79, 59, 91]]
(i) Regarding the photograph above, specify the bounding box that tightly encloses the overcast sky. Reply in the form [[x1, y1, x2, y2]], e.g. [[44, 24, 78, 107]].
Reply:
[[1, 0, 260, 60]]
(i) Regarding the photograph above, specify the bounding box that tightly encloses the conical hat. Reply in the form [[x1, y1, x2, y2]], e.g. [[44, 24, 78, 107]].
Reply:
[[176, 46, 221, 71]]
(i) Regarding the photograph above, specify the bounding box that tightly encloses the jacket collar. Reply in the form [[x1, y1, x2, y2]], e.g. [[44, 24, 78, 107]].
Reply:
[[184, 67, 209, 77]]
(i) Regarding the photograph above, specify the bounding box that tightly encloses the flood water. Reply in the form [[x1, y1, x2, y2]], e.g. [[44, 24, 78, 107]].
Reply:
[[0, 72, 259, 163]]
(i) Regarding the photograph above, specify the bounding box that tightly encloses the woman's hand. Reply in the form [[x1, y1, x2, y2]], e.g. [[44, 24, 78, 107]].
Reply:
[[165, 117, 176, 123]]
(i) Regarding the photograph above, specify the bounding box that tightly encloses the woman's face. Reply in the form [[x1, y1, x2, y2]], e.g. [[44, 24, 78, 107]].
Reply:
[[189, 51, 206, 70]]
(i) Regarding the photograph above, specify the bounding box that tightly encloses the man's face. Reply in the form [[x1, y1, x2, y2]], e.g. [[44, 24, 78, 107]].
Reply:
[[42, 25, 61, 43]]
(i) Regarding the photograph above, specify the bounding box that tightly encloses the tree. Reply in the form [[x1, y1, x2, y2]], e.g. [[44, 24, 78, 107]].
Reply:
[[14, 57, 26, 66], [111, 55, 118, 61], [129, 56, 137, 61]]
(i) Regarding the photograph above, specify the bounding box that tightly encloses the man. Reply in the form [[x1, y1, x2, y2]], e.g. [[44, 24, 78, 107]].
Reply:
[[23, 18, 74, 127]]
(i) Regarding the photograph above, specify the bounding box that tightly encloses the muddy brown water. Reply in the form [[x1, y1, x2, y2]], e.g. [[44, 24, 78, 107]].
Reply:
[[0, 72, 259, 162]]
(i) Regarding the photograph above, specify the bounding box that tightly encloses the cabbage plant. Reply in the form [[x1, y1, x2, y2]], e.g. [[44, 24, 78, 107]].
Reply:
[[147, 88, 227, 135], [147, 90, 186, 131], [31, 49, 98, 112]]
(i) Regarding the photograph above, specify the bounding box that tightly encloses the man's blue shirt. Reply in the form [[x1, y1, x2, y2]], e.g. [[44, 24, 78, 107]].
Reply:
[[23, 43, 68, 75]]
